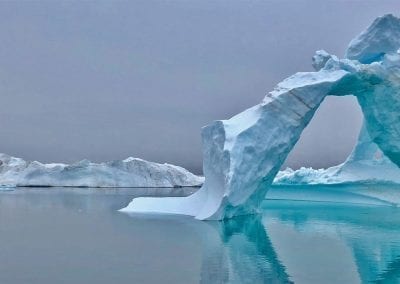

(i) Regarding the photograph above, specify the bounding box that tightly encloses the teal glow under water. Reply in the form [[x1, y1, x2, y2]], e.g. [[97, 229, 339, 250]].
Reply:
[[1, 186, 400, 283]]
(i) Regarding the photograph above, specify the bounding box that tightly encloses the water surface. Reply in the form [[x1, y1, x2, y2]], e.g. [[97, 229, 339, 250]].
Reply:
[[1, 186, 400, 283]]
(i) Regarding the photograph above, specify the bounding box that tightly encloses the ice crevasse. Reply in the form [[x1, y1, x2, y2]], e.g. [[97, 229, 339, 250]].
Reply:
[[121, 14, 400, 220]]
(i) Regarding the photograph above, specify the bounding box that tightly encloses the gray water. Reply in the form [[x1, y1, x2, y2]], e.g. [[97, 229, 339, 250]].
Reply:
[[1, 187, 400, 283]]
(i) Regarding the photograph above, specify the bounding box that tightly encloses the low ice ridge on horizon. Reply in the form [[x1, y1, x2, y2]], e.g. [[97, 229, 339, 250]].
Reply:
[[0, 153, 203, 188]]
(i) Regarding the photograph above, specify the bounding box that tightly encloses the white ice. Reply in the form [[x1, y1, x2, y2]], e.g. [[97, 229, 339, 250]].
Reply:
[[0, 153, 203, 188]]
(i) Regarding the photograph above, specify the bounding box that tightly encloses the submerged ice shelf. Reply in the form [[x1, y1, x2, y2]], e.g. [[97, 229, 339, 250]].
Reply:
[[122, 14, 400, 220], [0, 153, 203, 188]]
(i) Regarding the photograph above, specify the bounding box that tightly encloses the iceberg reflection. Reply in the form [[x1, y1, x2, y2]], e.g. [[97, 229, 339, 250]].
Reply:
[[263, 201, 400, 283], [172, 200, 400, 283], [197, 215, 292, 283], [3, 188, 400, 283]]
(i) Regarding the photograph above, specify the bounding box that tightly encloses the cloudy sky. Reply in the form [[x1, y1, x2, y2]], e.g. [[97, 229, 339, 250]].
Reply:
[[0, 1, 398, 173]]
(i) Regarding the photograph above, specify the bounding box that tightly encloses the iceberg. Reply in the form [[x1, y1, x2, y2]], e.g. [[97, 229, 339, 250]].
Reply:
[[0, 153, 203, 188], [121, 69, 348, 219], [121, 14, 400, 220]]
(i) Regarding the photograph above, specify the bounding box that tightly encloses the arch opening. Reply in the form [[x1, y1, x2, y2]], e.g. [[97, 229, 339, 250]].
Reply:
[[283, 96, 363, 170]]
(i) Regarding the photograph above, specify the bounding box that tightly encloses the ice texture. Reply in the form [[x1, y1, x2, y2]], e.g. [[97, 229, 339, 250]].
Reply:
[[121, 14, 400, 220], [0, 153, 203, 188], [346, 14, 400, 64]]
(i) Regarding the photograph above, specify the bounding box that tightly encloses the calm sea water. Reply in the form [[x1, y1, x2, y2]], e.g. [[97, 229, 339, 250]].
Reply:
[[1, 186, 400, 283]]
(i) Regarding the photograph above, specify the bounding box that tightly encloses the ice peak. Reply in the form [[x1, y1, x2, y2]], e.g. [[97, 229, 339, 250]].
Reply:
[[346, 14, 400, 64], [312, 50, 332, 71]]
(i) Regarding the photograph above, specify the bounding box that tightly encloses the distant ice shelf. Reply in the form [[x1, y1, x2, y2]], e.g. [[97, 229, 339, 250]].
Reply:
[[0, 153, 204, 188]]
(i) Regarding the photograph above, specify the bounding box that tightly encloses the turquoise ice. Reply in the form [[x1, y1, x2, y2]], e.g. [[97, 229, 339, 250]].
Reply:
[[122, 14, 400, 220]]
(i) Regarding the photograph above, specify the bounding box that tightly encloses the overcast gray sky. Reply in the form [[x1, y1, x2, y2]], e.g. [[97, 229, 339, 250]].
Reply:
[[0, 1, 398, 173]]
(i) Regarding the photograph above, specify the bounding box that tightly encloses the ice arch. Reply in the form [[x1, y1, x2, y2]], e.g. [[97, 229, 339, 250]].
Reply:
[[121, 14, 400, 220]]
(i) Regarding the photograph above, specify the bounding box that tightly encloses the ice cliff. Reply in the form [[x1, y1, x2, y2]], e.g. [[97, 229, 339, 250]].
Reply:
[[120, 14, 400, 219], [0, 153, 203, 188]]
